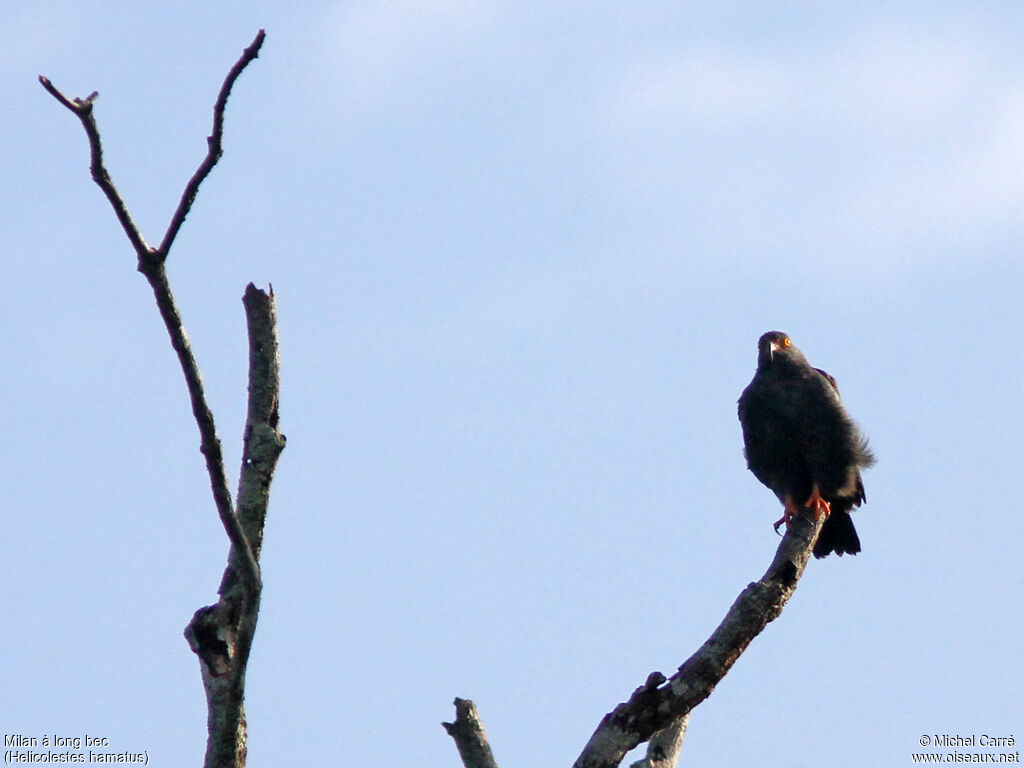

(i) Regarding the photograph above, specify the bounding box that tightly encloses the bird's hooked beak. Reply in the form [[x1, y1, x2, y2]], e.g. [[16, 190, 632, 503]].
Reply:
[[767, 340, 779, 361]]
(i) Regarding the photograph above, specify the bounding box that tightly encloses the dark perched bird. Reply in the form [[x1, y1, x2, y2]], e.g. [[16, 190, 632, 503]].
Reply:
[[737, 331, 875, 558]]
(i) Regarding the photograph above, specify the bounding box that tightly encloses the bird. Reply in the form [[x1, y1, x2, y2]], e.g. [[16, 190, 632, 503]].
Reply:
[[737, 331, 875, 558]]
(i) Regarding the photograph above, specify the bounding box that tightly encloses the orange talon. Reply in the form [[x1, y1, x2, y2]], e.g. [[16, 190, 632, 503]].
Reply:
[[773, 495, 801, 534], [804, 484, 831, 520]]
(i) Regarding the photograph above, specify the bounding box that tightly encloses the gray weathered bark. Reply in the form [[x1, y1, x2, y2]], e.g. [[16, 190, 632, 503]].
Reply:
[[443, 698, 501, 768], [445, 512, 825, 768], [572, 511, 824, 768], [629, 716, 689, 768], [42, 31, 280, 768]]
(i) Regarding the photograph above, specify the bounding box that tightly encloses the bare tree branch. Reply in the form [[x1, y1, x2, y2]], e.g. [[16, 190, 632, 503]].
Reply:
[[159, 30, 266, 256], [38, 75, 151, 257], [443, 698, 501, 768], [43, 31, 276, 768], [143, 261, 261, 588], [40, 29, 266, 266], [188, 284, 285, 768], [40, 30, 266, 595], [443, 514, 823, 768], [235, 283, 285, 560], [215, 283, 286, 670], [572, 512, 825, 768], [628, 716, 689, 768]]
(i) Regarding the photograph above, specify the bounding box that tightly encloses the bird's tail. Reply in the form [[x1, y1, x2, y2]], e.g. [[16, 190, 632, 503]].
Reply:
[[813, 509, 861, 558]]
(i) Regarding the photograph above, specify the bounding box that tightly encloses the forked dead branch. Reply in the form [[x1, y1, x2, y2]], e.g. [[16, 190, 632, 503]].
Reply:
[[42, 30, 282, 768]]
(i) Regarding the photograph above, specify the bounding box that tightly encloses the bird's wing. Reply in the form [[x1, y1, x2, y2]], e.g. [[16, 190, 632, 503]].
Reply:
[[814, 367, 839, 395]]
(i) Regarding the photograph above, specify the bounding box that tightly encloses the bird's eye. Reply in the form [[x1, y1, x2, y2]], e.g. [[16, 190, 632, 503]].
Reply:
[[782, 337, 792, 347]]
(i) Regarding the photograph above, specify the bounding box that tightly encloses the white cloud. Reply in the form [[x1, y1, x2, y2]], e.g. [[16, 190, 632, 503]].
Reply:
[[317, 0, 502, 102], [604, 46, 792, 131], [842, 82, 1024, 240], [594, 28, 1024, 262], [821, 30, 981, 128], [602, 30, 983, 136]]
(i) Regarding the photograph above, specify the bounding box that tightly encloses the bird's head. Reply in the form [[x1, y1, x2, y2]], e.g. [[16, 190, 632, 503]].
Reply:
[[756, 331, 808, 370]]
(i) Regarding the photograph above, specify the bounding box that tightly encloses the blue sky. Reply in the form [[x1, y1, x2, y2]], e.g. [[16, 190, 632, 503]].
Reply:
[[3, 2, 1022, 766]]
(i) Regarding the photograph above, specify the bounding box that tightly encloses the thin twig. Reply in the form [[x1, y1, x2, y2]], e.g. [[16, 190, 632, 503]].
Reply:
[[571, 512, 825, 768], [159, 29, 266, 256], [38, 75, 151, 258]]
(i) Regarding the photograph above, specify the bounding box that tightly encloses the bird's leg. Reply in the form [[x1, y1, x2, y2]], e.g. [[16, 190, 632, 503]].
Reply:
[[804, 483, 831, 520], [773, 495, 801, 534]]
